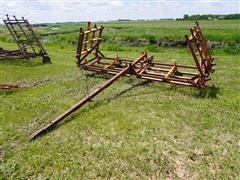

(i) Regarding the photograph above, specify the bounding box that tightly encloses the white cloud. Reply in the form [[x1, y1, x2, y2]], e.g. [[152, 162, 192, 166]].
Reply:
[[0, 0, 239, 23]]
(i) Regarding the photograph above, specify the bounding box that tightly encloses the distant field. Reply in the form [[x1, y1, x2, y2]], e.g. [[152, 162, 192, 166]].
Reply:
[[0, 20, 240, 179], [1, 20, 240, 45]]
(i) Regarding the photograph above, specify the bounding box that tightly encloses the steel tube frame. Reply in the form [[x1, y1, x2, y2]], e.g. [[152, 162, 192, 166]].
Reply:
[[29, 21, 215, 140]]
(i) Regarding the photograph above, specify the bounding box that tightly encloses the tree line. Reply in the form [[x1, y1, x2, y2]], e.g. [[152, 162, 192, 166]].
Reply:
[[178, 14, 240, 20]]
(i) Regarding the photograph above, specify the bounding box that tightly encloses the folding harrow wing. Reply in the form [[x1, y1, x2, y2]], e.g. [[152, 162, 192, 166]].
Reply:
[[29, 21, 215, 140], [0, 15, 50, 63]]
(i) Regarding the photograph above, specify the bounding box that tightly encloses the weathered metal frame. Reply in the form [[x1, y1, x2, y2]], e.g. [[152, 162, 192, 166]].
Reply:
[[0, 49, 24, 60], [0, 83, 21, 89], [76, 21, 214, 88], [29, 21, 215, 140], [189, 21, 215, 76], [0, 15, 50, 63]]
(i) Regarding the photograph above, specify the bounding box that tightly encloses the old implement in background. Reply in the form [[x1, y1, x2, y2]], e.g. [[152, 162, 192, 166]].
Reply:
[[30, 21, 215, 140], [0, 15, 50, 63]]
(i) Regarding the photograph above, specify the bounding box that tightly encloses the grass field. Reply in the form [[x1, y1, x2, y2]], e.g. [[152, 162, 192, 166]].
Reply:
[[1, 20, 240, 179]]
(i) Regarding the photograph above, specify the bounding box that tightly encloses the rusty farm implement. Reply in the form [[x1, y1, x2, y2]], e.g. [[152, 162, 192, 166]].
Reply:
[[0, 15, 50, 63], [29, 21, 215, 140], [0, 15, 51, 90]]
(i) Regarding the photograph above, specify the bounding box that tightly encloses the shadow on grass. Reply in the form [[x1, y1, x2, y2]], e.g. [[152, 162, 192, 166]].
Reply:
[[30, 80, 154, 140], [85, 72, 111, 80], [95, 80, 154, 102], [0, 89, 19, 96], [0, 58, 46, 67], [29, 79, 220, 140], [86, 72, 220, 99], [196, 84, 220, 99]]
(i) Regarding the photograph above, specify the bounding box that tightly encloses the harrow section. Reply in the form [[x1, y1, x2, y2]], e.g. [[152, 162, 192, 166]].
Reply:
[[0, 15, 50, 63], [30, 21, 215, 140], [76, 22, 214, 88]]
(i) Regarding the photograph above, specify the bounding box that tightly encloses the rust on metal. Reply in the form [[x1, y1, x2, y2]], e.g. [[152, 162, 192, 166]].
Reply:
[[75, 21, 214, 88], [0, 15, 50, 63], [0, 83, 22, 89], [29, 53, 147, 140], [30, 21, 215, 140]]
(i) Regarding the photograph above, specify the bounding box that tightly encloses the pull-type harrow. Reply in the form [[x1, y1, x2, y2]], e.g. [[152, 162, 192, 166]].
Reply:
[[0, 15, 50, 63], [0, 15, 51, 89], [29, 21, 215, 140]]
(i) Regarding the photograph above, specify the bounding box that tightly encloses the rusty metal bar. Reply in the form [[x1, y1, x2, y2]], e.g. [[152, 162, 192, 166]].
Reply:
[[190, 28, 205, 67], [83, 22, 90, 51], [79, 40, 102, 63], [185, 35, 204, 78], [195, 21, 213, 61], [76, 28, 84, 66], [0, 83, 21, 89], [192, 22, 214, 75], [29, 54, 146, 140], [91, 24, 97, 48]]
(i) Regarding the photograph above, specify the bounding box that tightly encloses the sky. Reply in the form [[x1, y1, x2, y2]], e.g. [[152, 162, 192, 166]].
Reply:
[[0, 0, 239, 23]]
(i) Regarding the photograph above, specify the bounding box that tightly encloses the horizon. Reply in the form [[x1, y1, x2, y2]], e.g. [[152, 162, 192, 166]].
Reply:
[[0, 0, 239, 24], [1, 15, 239, 25]]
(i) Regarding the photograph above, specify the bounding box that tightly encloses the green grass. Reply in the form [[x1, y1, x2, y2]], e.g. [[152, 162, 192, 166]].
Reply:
[[1, 20, 240, 45], [1, 20, 240, 179]]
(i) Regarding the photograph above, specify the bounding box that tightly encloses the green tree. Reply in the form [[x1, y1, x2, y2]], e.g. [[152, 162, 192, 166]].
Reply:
[[183, 14, 189, 19]]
